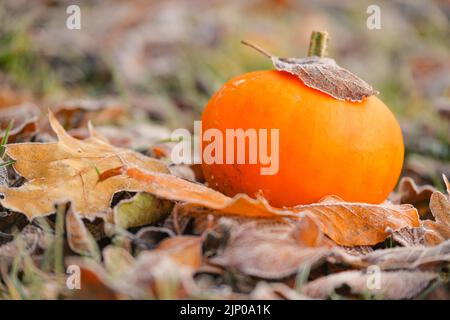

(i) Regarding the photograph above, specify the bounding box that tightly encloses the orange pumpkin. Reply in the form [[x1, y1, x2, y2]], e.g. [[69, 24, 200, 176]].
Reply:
[[201, 35, 404, 207]]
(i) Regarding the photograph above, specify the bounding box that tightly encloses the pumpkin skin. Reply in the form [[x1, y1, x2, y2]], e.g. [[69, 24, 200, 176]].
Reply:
[[201, 70, 404, 207]]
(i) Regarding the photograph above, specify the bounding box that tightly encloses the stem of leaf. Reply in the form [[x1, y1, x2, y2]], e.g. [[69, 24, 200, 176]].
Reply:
[[240, 40, 273, 58]]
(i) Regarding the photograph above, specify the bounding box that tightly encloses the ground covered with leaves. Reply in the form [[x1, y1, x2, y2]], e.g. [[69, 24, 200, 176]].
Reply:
[[0, 0, 450, 300]]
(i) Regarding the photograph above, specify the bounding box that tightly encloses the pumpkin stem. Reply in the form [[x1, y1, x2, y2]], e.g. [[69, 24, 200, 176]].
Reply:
[[307, 31, 329, 58], [241, 40, 273, 58]]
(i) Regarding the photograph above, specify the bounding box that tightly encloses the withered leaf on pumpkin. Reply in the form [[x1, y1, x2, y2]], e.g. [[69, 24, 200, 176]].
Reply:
[[0, 111, 168, 219], [241, 41, 378, 102]]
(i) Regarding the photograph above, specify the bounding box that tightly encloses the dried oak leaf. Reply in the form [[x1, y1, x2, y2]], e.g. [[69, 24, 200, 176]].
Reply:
[[302, 270, 438, 299], [420, 176, 450, 243], [0, 111, 168, 219]]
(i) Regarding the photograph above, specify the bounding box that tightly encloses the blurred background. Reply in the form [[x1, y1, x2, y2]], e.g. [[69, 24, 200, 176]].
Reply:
[[0, 0, 449, 188]]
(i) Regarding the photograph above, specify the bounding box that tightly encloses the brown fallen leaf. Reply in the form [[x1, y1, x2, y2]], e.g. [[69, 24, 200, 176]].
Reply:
[[390, 226, 426, 247], [0, 111, 168, 219], [210, 219, 330, 279], [329, 240, 450, 270], [0, 103, 39, 143], [420, 178, 450, 244], [66, 209, 98, 257], [302, 270, 438, 299], [430, 191, 450, 226], [394, 177, 435, 217], [51, 98, 125, 130], [291, 196, 419, 246], [153, 235, 203, 269]]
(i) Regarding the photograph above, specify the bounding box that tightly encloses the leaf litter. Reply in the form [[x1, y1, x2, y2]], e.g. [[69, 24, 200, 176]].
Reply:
[[0, 113, 449, 300]]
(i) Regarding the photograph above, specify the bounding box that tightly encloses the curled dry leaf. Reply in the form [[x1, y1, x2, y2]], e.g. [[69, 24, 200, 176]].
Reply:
[[0, 103, 39, 143], [66, 209, 98, 256], [429, 191, 450, 226], [384, 176, 450, 247], [112, 192, 173, 229], [302, 270, 438, 299], [0, 111, 168, 219], [395, 177, 435, 217], [421, 181, 450, 244], [52, 98, 125, 130], [390, 226, 426, 247], [210, 219, 330, 279]]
